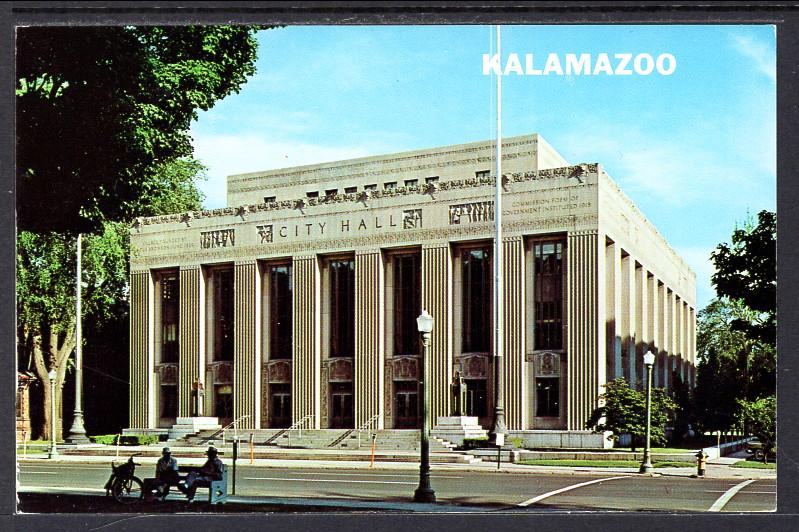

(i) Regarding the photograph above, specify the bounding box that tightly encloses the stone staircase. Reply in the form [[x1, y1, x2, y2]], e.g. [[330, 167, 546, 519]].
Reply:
[[181, 428, 462, 453]]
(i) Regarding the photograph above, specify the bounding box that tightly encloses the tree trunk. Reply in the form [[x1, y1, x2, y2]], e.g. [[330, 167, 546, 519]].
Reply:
[[27, 320, 75, 440]]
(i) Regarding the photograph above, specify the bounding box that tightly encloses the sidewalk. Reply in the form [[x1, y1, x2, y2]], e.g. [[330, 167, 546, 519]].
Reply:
[[17, 444, 776, 480]]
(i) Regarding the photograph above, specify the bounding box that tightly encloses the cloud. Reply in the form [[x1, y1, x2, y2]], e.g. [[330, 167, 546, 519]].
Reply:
[[730, 33, 775, 82], [192, 134, 375, 209]]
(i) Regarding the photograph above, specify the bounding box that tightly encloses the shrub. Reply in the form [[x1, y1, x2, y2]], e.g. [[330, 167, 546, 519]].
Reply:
[[461, 437, 490, 450], [90, 434, 160, 446]]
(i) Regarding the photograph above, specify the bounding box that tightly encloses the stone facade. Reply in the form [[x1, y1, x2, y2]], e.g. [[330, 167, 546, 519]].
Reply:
[[128, 134, 696, 444]]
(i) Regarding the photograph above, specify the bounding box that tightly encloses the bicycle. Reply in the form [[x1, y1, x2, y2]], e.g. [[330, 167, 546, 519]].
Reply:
[[104, 453, 144, 503]]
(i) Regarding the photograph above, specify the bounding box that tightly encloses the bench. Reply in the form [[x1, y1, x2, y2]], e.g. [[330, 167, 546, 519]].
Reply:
[[177, 464, 228, 505]]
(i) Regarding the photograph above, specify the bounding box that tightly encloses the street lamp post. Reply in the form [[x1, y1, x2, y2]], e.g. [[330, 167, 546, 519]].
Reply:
[[48, 368, 58, 459], [640, 351, 656, 474], [66, 233, 90, 444], [414, 310, 436, 503]]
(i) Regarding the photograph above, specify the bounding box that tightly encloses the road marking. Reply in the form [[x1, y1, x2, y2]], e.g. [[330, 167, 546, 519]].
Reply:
[[19, 471, 58, 474], [274, 472, 463, 479], [708, 479, 757, 512], [517, 476, 630, 507], [705, 490, 776, 495], [245, 477, 417, 485]]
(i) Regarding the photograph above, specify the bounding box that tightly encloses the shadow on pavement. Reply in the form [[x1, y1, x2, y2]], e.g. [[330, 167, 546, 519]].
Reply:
[[17, 493, 391, 514]]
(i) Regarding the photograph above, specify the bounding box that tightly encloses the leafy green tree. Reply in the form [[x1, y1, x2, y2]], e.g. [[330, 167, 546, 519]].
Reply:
[[710, 210, 776, 344], [18, 158, 208, 438], [737, 396, 776, 462], [586, 378, 677, 450], [17, 26, 261, 234], [16, 24, 261, 438]]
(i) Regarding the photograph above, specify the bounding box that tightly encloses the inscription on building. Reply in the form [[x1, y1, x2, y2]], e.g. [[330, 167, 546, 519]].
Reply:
[[200, 229, 235, 249], [449, 201, 494, 225]]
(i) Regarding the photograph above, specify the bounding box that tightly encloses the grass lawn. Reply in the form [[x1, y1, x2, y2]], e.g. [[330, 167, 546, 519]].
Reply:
[[731, 460, 776, 470], [518, 459, 695, 468]]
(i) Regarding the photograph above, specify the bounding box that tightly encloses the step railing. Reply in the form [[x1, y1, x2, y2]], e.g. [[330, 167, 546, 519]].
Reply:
[[196, 414, 250, 445], [356, 414, 380, 449], [284, 414, 315, 447]]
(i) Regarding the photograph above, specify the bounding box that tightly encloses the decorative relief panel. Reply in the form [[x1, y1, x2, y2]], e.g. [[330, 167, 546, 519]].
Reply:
[[457, 354, 490, 379], [157, 363, 179, 385], [391, 356, 420, 381], [256, 224, 274, 243], [534, 352, 562, 377], [200, 229, 235, 249], [328, 357, 354, 382], [449, 201, 494, 225], [209, 361, 234, 384], [384, 360, 393, 420], [402, 209, 423, 229], [267, 360, 292, 384]]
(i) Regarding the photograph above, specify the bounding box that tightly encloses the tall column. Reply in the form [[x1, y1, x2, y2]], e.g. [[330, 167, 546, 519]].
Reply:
[[621, 254, 636, 384], [660, 286, 670, 390], [354, 250, 385, 428], [129, 271, 154, 428], [502, 236, 526, 429], [179, 267, 204, 419], [605, 240, 621, 381], [634, 265, 648, 388], [421, 244, 453, 425], [293, 255, 321, 428], [567, 231, 602, 431], [233, 260, 261, 429], [690, 306, 697, 388], [670, 290, 678, 390]]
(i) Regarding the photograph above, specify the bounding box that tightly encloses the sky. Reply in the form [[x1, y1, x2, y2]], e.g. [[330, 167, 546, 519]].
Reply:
[[189, 25, 776, 311]]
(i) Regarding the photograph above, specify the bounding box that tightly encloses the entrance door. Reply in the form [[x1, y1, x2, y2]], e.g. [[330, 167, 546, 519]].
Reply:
[[158, 384, 178, 428], [330, 382, 354, 428], [394, 381, 420, 429], [464, 379, 487, 423], [214, 384, 233, 427], [269, 384, 292, 428]]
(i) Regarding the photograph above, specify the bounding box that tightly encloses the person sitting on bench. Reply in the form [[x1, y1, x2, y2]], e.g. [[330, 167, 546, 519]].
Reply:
[[144, 447, 180, 501], [179, 445, 223, 503]]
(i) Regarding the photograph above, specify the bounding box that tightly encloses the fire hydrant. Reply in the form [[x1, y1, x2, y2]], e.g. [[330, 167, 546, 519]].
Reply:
[[695, 451, 708, 477]]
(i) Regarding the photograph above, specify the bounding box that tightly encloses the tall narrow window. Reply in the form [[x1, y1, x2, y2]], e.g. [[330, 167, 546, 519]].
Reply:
[[214, 268, 235, 361], [534, 240, 564, 350], [269, 264, 293, 359], [329, 259, 355, 357], [160, 273, 179, 363], [462, 248, 492, 352], [393, 253, 421, 356]]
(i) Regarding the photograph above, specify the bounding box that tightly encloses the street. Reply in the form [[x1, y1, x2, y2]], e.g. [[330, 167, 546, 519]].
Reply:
[[17, 460, 776, 513]]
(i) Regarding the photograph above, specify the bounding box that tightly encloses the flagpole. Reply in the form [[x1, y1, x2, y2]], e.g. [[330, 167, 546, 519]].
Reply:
[[489, 24, 507, 447]]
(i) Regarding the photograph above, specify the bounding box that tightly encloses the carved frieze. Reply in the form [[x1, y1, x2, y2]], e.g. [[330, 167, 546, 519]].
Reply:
[[209, 361, 233, 384], [534, 352, 561, 377], [457, 354, 490, 379], [157, 363, 179, 385], [328, 357, 353, 382], [256, 224, 274, 243], [136, 162, 598, 227], [392, 356, 420, 381], [402, 209, 422, 229], [449, 201, 494, 225], [267, 360, 292, 383], [200, 229, 235, 249]]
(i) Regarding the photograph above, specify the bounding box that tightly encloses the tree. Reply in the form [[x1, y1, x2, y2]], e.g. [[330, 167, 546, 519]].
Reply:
[[586, 378, 677, 450], [737, 396, 776, 462], [17, 158, 208, 439], [710, 210, 776, 344], [16, 24, 261, 439], [17, 26, 261, 234]]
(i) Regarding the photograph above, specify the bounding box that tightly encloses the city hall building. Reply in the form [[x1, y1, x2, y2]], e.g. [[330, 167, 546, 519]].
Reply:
[[128, 134, 696, 447]]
